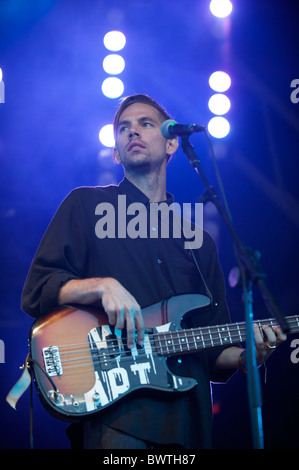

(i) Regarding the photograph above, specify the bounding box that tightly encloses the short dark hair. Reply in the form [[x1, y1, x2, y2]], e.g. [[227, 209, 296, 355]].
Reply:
[[113, 94, 172, 137]]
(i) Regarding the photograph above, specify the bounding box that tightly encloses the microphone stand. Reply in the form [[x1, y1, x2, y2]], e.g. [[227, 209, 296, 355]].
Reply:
[[180, 136, 289, 449]]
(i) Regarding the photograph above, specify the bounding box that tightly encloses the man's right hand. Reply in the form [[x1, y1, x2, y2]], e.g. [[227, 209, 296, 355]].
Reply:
[[58, 277, 144, 349]]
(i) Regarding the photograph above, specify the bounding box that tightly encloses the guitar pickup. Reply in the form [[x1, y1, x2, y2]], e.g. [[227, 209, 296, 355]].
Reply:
[[42, 346, 63, 377]]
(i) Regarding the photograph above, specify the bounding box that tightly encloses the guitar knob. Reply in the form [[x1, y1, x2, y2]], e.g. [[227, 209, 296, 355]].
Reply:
[[48, 390, 64, 404]]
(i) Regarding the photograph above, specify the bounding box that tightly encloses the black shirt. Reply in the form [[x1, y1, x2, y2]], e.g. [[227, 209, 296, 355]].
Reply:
[[21, 178, 235, 448]]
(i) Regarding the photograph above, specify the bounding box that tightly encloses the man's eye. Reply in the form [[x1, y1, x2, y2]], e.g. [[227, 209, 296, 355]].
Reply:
[[143, 122, 152, 128], [119, 126, 128, 134]]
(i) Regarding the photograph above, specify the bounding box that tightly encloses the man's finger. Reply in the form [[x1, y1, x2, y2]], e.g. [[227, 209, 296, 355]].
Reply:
[[124, 307, 137, 349], [135, 307, 145, 347], [262, 325, 277, 348]]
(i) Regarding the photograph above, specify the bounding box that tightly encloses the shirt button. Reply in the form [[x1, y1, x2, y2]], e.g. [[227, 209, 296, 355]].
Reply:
[[152, 227, 157, 231], [157, 258, 162, 264]]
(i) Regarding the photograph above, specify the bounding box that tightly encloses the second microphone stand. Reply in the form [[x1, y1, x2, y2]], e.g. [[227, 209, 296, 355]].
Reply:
[[180, 135, 289, 449]]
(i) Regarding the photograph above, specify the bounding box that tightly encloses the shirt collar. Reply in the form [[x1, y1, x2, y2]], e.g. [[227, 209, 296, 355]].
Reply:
[[118, 178, 174, 205]]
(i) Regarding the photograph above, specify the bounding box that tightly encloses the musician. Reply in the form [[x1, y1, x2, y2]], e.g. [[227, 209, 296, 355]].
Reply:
[[21, 94, 286, 449]]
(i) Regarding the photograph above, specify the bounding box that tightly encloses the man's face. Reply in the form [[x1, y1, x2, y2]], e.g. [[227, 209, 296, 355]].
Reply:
[[113, 103, 178, 174]]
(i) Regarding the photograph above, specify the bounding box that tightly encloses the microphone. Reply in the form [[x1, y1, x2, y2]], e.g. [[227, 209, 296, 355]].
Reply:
[[161, 119, 205, 139]]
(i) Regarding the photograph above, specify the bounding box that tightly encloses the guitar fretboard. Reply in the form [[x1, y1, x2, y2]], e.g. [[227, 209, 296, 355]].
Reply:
[[154, 315, 299, 357]]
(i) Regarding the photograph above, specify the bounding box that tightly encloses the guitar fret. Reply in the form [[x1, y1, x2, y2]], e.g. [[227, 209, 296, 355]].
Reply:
[[200, 329, 206, 348], [177, 332, 183, 352], [236, 323, 243, 342], [192, 329, 203, 350], [158, 334, 166, 355], [191, 330, 197, 349], [170, 333, 176, 353], [165, 334, 172, 354], [218, 325, 231, 345], [227, 325, 232, 344], [210, 326, 224, 347], [217, 326, 223, 345], [208, 327, 214, 347], [167, 332, 176, 354], [186, 331, 191, 350], [180, 331, 189, 352]]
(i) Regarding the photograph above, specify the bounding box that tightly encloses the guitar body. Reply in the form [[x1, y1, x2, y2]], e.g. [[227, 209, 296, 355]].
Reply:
[[29, 292, 299, 422], [29, 294, 210, 421]]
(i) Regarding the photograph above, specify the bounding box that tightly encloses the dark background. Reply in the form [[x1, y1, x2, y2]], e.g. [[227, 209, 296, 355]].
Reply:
[[0, 0, 298, 449]]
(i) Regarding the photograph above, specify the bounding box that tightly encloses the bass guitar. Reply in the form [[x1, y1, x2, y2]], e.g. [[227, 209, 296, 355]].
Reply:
[[26, 293, 298, 421]]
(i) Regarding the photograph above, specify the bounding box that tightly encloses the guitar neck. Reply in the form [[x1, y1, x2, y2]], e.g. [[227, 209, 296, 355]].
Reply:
[[154, 315, 299, 357]]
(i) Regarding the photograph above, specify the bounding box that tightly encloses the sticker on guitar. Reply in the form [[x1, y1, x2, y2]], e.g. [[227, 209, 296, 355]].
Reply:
[[84, 322, 191, 412]]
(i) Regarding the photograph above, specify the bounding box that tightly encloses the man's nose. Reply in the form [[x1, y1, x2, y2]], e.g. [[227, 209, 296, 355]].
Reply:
[[129, 127, 140, 138]]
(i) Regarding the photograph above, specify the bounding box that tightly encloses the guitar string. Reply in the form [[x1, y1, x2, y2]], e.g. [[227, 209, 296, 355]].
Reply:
[[48, 318, 298, 373], [51, 320, 291, 374], [54, 316, 297, 355], [48, 331, 244, 372], [53, 316, 298, 360], [56, 327, 244, 358]]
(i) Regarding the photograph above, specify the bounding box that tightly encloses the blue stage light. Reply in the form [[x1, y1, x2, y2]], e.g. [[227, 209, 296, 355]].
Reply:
[[99, 124, 115, 148], [103, 54, 125, 75], [209, 71, 231, 92], [103, 31, 126, 51], [208, 116, 230, 138], [208, 93, 231, 115], [101, 77, 124, 99], [210, 0, 232, 18]]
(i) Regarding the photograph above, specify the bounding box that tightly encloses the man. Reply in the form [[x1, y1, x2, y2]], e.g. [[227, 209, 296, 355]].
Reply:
[[21, 94, 286, 449]]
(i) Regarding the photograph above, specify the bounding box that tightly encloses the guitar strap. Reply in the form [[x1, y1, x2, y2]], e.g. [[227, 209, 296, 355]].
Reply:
[[6, 353, 34, 448], [172, 211, 213, 302], [188, 245, 213, 303], [6, 354, 32, 411]]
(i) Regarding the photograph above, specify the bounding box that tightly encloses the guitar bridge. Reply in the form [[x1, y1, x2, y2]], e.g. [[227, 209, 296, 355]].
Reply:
[[42, 346, 63, 377]]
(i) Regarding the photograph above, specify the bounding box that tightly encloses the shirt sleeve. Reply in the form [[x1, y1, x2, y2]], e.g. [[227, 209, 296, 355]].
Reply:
[[21, 189, 88, 318]]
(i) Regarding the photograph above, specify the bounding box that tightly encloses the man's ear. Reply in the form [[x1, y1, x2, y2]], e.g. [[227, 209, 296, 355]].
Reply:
[[166, 137, 179, 157], [113, 147, 121, 164]]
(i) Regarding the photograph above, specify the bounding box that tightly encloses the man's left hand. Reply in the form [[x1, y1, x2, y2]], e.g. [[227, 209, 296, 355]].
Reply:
[[254, 323, 287, 365]]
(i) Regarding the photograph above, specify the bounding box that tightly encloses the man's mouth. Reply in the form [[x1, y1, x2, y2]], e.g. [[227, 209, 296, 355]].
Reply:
[[127, 142, 146, 152]]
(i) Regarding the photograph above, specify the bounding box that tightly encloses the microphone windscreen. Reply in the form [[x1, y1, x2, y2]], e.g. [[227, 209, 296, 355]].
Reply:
[[161, 119, 177, 139]]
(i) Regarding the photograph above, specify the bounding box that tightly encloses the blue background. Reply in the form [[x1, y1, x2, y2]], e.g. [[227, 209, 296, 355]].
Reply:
[[0, 0, 298, 449]]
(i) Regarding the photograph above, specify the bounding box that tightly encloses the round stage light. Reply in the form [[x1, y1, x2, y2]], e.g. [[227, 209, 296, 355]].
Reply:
[[210, 0, 232, 18], [99, 124, 115, 147], [101, 77, 124, 99], [103, 54, 125, 75], [209, 71, 231, 92], [208, 117, 230, 138], [208, 93, 231, 115], [103, 31, 126, 51]]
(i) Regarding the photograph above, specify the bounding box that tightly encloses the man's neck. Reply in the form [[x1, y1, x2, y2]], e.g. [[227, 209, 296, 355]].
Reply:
[[124, 171, 167, 202]]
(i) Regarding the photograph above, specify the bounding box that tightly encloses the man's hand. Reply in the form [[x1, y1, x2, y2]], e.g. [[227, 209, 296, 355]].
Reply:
[[215, 322, 287, 370], [253, 323, 287, 365], [100, 277, 144, 349], [58, 277, 145, 349]]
